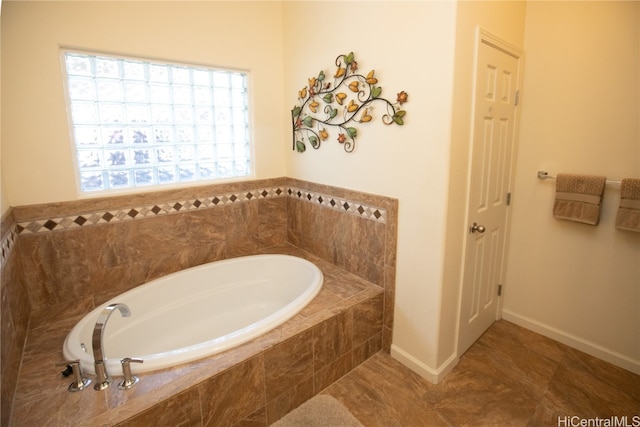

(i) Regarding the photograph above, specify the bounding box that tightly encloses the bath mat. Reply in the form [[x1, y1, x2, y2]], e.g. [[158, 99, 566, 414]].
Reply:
[[271, 394, 363, 427]]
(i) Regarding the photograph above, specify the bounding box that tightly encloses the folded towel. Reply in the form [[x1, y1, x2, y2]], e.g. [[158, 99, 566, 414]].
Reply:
[[553, 173, 607, 225], [615, 178, 640, 232]]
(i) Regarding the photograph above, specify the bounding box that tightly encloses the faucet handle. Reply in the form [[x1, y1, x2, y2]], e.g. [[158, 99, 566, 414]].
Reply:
[[57, 360, 92, 392], [117, 358, 143, 390]]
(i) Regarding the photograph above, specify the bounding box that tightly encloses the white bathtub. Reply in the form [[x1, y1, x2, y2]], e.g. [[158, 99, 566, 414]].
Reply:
[[63, 254, 323, 375]]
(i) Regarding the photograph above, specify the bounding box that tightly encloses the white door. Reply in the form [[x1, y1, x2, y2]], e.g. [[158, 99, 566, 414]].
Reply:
[[458, 31, 522, 355]]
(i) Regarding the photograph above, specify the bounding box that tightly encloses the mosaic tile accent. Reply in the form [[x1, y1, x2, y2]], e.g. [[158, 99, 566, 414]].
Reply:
[[0, 227, 18, 267], [288, 187, 387, 222], [14, 186, 387, 235]]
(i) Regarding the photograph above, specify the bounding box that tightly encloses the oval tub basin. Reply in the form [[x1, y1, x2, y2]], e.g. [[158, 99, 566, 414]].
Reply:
[[63, 254, 323, 374]]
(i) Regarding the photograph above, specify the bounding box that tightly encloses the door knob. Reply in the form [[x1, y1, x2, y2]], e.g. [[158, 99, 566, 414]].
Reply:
[[470, 222, 486, 234]]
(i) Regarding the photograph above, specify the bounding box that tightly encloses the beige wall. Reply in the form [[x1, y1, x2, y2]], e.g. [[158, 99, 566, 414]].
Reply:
[[503, 1, 640, 373], [1, 1, 286, 206], [283, 1, 457, 375], [1, 5, 6, 217]]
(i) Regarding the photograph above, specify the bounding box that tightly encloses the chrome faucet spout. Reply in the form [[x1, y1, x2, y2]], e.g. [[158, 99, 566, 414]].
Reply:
[[92, 303, 130, 390]]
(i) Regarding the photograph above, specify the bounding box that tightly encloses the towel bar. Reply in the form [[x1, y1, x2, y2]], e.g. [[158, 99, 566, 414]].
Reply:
[[537, 171, 621, 185]]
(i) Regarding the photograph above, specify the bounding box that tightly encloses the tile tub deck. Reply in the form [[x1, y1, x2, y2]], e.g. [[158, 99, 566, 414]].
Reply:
[[10, 245, 384, 426]]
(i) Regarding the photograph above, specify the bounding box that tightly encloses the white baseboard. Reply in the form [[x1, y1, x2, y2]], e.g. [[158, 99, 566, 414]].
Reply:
[[390, 345, 459, 384], [502, 309, 640, 375]]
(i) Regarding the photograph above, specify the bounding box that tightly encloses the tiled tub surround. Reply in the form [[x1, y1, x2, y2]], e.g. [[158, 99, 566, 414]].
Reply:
[[1, 177, 397, 425], [12, 245, 384, 426], [1, 210, 30, 427]]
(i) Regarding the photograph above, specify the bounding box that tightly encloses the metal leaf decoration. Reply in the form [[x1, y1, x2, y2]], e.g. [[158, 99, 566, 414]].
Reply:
[[292, 52, 408, 153]]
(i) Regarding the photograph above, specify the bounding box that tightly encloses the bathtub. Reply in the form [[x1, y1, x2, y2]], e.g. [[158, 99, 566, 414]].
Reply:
[[63, 254, 323, 375]]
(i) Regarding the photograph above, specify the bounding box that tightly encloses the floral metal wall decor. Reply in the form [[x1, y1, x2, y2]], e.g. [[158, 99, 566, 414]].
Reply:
[[292, 52, 408, 153]]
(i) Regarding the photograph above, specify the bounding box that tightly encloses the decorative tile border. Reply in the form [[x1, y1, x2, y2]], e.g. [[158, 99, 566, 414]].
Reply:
[[15, 186, 284, 235], [288, 187, 387, 223], [11, 185, 387, 236], [1, 227, 18, 268]]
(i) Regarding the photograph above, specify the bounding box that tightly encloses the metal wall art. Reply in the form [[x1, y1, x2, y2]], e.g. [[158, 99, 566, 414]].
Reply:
[[292, 52, 408, 153]]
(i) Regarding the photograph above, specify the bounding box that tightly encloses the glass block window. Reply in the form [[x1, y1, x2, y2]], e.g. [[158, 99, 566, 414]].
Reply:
[[62, 51, 252, 194]]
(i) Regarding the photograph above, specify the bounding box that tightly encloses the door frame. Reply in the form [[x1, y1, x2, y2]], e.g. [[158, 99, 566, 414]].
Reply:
[[455, 27, 524, 357]]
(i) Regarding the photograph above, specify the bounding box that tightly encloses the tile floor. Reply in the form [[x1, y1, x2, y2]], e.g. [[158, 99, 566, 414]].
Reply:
[[321, 320, 640, 426]]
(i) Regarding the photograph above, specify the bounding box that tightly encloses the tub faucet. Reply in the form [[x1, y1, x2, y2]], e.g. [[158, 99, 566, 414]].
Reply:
[[92, 303, 130, 391]]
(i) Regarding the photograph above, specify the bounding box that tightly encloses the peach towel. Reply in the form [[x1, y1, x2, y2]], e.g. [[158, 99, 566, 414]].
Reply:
[[553, 173, 607, 225], [615, 178, 640, 232]]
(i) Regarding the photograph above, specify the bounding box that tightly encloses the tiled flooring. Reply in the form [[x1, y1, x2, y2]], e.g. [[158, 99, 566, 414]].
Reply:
[[321, 320, 640, 426]]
